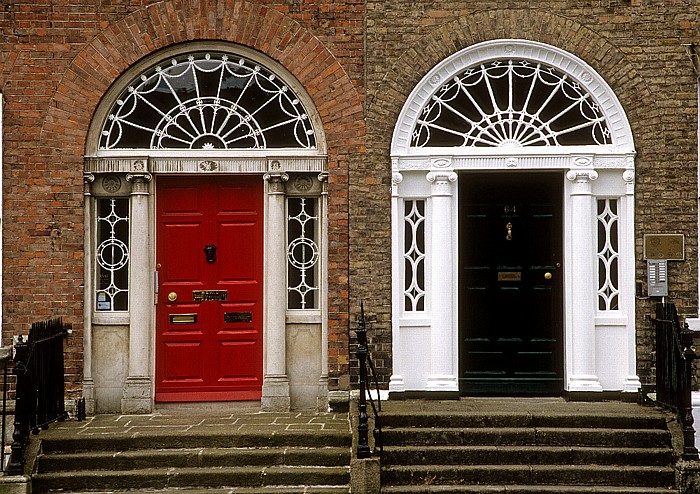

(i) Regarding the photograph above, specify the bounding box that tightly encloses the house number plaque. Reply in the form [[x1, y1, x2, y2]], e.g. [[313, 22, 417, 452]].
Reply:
[[192, 290, 228, 301]]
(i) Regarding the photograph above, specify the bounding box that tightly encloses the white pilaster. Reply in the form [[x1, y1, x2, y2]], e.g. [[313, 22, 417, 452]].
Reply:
[[261, 172, 291, 411], [122, 172, 153, 413], [425, 171, 458, 391], [566, 169, 603, 392], [622, 167, 642, 392], [389, 170, 405, 392]]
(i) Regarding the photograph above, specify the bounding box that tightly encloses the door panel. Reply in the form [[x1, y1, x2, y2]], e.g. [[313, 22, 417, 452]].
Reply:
[[156, 175, 263, 402], [459, 172, 563, 394]]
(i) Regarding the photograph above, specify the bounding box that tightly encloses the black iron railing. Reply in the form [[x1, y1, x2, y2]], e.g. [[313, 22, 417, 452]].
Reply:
[[655, 301, 699, 461], [353, 303, 382, 459], [6, 318, 70, 475]]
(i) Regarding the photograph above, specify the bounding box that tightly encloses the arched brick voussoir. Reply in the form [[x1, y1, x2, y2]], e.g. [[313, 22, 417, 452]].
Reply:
[[42, 0, 363, 156], [368, 8, 654, 148]]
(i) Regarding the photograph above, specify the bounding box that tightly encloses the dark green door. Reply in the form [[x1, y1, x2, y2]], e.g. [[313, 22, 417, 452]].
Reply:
[[459, 172, 564, 394]]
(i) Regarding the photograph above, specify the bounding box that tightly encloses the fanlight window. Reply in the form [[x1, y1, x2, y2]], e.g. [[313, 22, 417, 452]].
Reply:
[[100, 52, 316, 150], [411, 60, 611, 148]]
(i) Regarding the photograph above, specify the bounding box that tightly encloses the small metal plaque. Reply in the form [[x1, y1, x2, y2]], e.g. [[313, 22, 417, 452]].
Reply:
[[192, 290, 228, 301], [498, 271, 522, 282], [643, 234, 685, 261], [170, 314, 197, 324], [224, 312, 253, 323]]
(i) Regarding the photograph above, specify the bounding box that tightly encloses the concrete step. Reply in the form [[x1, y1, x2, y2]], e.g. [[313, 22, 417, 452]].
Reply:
[[379, 411, 669, 430], [381, 445, 674, 466], [380, 486, 679, 494], [380, 464, 676, 488], [33, 465, 351, 493], [39, 429, 351, 453], [38, 446, 350, 472], [60, 489, 350, 494], [381, 426, 671, 448]]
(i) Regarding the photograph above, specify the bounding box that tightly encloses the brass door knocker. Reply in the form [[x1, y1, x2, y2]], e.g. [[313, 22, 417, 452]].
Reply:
[[506, 222, 513, 241]]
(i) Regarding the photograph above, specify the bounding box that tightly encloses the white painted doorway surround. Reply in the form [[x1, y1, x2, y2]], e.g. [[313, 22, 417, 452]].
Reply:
[[389, 39, 641, 395]]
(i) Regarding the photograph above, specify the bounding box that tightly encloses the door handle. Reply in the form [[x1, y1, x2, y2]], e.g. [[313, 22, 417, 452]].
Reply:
[[544, 272, 552, 280]]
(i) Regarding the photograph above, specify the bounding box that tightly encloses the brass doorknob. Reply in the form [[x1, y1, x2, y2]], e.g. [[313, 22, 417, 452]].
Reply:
[[544, 272, 552, 280], [168, 292, 178, 302]]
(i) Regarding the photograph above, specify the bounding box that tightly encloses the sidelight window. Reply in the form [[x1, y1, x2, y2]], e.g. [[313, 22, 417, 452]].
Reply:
[[95, 198, 130, 312], [287, 197, 319, 310], [404, 199, 426, 312], [597, 198, 619, 311]]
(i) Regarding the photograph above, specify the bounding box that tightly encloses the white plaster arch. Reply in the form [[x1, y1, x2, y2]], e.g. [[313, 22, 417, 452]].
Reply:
[[392, 39, 635, 157]]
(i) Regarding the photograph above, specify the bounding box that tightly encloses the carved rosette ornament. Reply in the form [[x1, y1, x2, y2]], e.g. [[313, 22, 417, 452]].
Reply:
[[426, 171, 458, 196]]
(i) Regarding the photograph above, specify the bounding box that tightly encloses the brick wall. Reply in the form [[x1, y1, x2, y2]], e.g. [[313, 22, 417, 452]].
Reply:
[[361, 1, 700, 386]]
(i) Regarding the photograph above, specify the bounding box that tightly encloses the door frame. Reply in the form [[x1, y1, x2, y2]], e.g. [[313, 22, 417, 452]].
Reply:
[[389, 40, 640, 397]]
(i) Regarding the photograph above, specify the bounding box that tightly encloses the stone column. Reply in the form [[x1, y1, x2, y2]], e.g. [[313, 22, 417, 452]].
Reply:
[[317, 172, 330, 411], [122, 172, 153, 413], [82, 174, 96, 415], [425, 171, 458, 391], [262, 171, 291, 411], [566, 169, 603, 392]]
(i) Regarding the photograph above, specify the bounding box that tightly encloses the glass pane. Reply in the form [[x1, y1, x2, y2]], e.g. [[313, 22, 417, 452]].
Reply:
[[96, 198, 130, 311]]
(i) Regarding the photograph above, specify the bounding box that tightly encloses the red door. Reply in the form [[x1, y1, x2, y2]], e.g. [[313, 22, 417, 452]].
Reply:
[[156, 176, 263, 402]]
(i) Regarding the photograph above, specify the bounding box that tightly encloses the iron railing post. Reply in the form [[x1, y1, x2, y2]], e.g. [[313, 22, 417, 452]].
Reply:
[[355, 303, 370, 459], [680, 327, 699, 460], [7, 336, 29, 475]]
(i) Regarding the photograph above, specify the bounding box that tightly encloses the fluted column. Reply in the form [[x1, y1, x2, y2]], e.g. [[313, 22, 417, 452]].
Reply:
[[426, 171, 458, 391], [122, 172, 153, 413], [262, 171, 291, 411], [566, 169, 602, 392]]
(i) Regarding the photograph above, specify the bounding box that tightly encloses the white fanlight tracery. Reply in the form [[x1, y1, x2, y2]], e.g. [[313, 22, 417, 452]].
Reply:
[[412, 60, 611, 149], [390, 40, 639, 396], [100, 52, 316, 151]]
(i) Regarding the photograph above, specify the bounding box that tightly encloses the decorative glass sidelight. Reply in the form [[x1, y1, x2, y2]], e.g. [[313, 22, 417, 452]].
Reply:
[[100, 52, 316, 150], [597, 198, 619, 311], [411, 60, 611, 148], [95, 198, 130, 311], [287, 198, 319, 309], [404, 200, 426, 312]]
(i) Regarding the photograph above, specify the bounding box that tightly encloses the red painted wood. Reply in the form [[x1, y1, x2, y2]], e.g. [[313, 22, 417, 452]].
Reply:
[[155, 176, 263, 401]]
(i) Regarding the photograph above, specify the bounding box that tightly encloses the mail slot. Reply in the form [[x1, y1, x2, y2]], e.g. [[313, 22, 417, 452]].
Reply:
[[192, 290, 228, 301], [170, 314, 197, 324], [498, 271, 522, 282], [224, 312, 253, 323]]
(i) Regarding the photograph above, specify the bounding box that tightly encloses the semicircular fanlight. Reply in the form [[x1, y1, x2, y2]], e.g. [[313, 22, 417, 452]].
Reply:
[[99, 52, 316, 150], [411, 60, 611, 148]]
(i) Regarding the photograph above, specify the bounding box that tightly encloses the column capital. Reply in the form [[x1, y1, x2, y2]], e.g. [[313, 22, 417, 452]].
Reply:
[[566, 169, 597, 195], [426, 171, 457, 196], [392, 172, 403, 197], [263, 172, 290, 194], [317, 172, 328, 195], [126, 172, 152, 195], [83, 173, 95, 196]]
